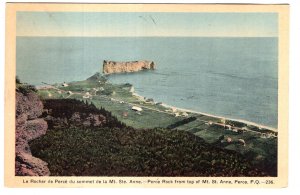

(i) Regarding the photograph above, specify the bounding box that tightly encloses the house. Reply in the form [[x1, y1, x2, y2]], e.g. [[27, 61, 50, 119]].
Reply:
[[238, 139, 246, 146], [225, 125, 232, 130], [131, 106, 143, 112], [226, 137, 232, 143], [62, 82, 68, 87], [181, 112, 188, 117], [232, 128, 238, 133], [242, 127, 248, 131]]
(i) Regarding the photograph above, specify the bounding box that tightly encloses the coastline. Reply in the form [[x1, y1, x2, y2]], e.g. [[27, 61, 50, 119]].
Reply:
[[37, 75, 278, 132], [132, 91, 278, 132]]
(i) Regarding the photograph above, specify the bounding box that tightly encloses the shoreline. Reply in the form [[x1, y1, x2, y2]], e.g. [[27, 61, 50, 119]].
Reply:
[[38, 76, 278, 132], [132, 91, 277, 132]]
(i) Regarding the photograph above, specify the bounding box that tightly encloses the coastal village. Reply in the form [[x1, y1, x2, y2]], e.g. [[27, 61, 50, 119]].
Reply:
[[40, 74, 277, 142]]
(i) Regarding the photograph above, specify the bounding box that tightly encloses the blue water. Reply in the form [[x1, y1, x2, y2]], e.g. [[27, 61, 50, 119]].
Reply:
[[16, 37, 278, 128]]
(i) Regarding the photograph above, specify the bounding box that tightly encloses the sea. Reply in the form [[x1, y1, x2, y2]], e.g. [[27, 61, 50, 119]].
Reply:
[[16, 37, 278, 128]]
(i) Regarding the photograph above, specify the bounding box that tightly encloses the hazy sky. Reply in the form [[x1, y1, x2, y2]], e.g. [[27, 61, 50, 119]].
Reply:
[[17, 12, 278, 37]]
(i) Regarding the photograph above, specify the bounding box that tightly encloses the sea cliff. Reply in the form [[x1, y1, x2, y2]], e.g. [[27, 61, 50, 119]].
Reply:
[[103, 60, 155, 74]]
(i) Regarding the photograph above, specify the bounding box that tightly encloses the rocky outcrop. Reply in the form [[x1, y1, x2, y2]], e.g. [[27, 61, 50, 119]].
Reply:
[[15, 91, 50, 176], [44, 112, 107, 129], [103, 60, 155, 74], [41, 99, 125, 130]]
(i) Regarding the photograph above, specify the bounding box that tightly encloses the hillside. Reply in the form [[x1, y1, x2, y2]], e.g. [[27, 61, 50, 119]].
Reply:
[[29, 99, 272, 176]]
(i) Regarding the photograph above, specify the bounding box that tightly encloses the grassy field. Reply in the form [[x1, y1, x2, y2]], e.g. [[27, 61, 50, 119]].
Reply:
[[38, 74, 182, 129]]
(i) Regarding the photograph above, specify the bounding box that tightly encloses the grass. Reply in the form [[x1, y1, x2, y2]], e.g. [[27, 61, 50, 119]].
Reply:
[[38, 75, 182, 129]]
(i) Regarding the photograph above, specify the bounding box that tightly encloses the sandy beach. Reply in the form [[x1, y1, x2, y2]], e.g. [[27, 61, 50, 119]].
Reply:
[[132, 91, 277, 132]]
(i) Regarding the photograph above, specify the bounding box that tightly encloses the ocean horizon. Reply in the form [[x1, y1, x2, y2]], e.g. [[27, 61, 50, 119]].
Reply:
[[16, 36, 278, 128]]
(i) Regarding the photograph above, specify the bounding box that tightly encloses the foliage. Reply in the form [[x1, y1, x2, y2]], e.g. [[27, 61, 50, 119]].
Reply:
[[29, 100, 273, 177], [16, 77, 37, 95], [43, 99, 127, 129], [167, 117, 197, 129], [30, 126, 270, 177]]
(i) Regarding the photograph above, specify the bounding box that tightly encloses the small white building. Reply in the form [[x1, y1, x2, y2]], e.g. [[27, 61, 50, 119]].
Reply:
[[62, 82, 69, 87], [261, 133, 267, 139], [238, 139, 246, 146], [232, 128, 238, 133], [131, 106, 143, 112], [242, 127, 248, 131], [129, 86, 135, 93], [225, 125, 232, 130], [181, 112, 188, 117], [226, 137, 232, 143]]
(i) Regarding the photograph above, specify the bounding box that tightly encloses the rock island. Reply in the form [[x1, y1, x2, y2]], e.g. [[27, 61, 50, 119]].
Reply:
[[103, 60, 155, 74]]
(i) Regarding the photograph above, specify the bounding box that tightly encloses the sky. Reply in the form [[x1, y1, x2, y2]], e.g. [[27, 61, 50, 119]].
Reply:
[[16, 12, 278, 37]]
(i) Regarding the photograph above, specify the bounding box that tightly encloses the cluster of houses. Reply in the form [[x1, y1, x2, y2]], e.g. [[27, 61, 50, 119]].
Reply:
[[164, 107, 189, 117], [205, 121, 245, 134], [81, 87, 106, 99], [83, 92, 91, 99], [205, 120, 277, 141], [260, 132, 277, 139]]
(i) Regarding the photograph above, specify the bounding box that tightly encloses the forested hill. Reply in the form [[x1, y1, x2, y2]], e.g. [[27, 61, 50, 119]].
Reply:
[[29, 99, 273, 176]]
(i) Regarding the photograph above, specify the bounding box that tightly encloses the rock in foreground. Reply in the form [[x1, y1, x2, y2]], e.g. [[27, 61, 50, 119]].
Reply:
[[15, 86, 50, 176], [103, 60, 155, 74]]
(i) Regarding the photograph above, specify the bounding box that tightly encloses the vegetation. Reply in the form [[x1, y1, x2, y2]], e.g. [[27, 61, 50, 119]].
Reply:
[[16, 76, 37, 95], [29, 99, 273, 176], [30, 127, 269, 176], [42, 99, 127, 129], [34, 73, 278, 176], [167, 117, 197, 129]]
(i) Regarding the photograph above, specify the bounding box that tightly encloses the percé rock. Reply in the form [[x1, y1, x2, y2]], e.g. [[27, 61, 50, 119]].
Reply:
[[15, 91, 50, 176], [103, 60, 155, 74]]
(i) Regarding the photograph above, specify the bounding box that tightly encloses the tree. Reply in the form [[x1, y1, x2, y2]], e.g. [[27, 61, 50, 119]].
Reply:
[[16, 76, 21, 84]]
